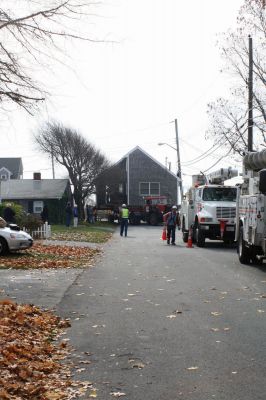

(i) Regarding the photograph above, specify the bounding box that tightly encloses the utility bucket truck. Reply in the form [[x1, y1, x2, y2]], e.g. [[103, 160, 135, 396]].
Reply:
[[236, 149, 266, 264], [181, 168, 238, 247]]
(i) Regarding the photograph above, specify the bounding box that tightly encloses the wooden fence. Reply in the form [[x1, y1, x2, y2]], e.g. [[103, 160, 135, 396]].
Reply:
[[23, 222, 52, 239]]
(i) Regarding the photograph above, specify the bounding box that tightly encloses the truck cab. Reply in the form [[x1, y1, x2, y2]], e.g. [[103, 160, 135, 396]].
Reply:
[[181, 168, 238, 247], [192, 185, 237, 246]]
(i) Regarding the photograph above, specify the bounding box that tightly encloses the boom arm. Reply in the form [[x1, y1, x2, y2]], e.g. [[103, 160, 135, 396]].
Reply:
[[244, 149, 266, 171]]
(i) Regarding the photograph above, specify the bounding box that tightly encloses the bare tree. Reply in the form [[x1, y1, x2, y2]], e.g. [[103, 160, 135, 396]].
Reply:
[[35, 121, 110, 217], [206, 0, 266, 155], [0, 0, 101, 114]]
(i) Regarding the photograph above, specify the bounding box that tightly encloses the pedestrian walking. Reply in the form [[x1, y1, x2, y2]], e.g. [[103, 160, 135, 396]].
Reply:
[[73, 204, 78, 228], [120, 203, 129, 237], [163, 205, 180, 245], [65, 202, 72, 227]]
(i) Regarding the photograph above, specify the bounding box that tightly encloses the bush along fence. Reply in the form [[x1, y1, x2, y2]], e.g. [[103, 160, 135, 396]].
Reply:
[[23, 222, 51, 239]]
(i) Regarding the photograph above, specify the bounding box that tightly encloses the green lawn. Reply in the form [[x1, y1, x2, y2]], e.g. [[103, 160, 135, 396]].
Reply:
[[50, 222, 116, 243]]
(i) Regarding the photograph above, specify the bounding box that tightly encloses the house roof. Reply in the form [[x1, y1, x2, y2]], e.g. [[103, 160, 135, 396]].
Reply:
[[0, 179, 69, 200], [0, 158, 23, 178], [115, 146, 177, 178]]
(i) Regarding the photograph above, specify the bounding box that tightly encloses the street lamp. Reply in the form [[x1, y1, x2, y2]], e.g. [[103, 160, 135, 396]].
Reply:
[[158, 141, 183, 206]]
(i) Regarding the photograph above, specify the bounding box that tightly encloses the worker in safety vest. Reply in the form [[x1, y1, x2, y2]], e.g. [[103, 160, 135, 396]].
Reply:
[[163, 205, 180, 245], [120, 203, 129, 237]]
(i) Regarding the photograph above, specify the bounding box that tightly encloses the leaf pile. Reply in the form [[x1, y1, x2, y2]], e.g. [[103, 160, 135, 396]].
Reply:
[[0, 299, 91, 399], [51, 231, 112, 243], [0, 244, 101, 270]]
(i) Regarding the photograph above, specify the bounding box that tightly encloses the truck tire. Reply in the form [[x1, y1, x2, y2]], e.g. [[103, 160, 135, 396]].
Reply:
[[182, 217, 188, 242], [0, 237, 8, 256], [196, 227, 205, 247], [182, 231, 189, 243], [238, 226, 251, 264], [149, 213, 158, 226]]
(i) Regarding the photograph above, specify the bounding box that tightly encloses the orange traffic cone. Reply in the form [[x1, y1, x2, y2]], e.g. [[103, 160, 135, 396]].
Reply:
[[162, 229, 167, 241], [186, 226, 193, 248]]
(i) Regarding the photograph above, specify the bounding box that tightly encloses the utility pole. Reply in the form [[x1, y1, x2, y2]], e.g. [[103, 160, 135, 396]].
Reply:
[[51, 146, 55, 179], [248, 35, 253, 152], [174, 118, 183, 204]]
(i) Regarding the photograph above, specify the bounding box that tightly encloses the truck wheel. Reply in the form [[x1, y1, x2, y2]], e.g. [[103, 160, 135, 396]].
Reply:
[[0, 237, 8, 256], [129, 213, 136, 225], [238, 227, 251, 264], [149, 213, 158, 226], [196, 227, 205, 247], [182, 231, 189, 243]]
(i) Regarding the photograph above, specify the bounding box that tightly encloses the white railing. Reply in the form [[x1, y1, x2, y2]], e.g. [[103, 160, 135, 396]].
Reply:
[[23, 222, 52, 239]]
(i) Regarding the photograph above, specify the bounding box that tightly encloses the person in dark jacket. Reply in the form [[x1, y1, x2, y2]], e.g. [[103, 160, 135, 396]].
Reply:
[[65, 202, 72, 227], [3, 204, 15, 224], [163, 205, 180, 245], [41, 205, 49, 224]]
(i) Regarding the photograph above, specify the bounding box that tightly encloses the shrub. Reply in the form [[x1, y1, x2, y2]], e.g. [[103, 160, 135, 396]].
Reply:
[[17, 213, 42, 231], [0, 202, 24, 221]]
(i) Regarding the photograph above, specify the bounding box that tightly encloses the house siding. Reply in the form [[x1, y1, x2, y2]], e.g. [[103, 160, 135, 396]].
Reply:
[[96, 159, 127, 208], [128, 148, 177, 205], [95, 147, 177, 208]]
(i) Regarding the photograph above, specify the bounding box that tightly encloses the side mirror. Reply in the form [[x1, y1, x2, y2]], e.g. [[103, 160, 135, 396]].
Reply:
[[259, 169, 266, 194]]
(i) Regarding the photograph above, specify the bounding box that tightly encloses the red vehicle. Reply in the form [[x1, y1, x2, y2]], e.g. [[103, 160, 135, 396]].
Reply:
[[128, 195, 172, 225]]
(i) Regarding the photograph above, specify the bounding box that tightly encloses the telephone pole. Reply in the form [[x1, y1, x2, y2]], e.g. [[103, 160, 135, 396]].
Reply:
[[174, 118, 183, 205], [248, 35, 253, 152]]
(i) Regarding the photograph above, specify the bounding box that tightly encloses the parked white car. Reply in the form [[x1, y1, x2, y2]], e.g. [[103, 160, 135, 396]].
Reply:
[[0, 225, 33, 255]]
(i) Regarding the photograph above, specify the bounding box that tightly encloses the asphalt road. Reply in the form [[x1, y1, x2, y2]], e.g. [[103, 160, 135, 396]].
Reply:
[[1, 226, 266, 399]]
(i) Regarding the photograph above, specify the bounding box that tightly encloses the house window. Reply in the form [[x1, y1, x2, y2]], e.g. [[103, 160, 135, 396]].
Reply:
[[33, 201, 44, 214], [139, 182, 160, 196], [0, 174, 7, 180]]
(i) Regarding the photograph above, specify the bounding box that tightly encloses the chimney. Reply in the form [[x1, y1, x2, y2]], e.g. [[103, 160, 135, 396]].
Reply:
[[33, 172, 41, 180]]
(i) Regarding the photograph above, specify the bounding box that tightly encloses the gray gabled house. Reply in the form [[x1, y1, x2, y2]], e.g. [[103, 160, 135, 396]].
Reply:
[[0, 174, 72, 223], [0, 158, 23, 180], [95, 146, 177, 207]]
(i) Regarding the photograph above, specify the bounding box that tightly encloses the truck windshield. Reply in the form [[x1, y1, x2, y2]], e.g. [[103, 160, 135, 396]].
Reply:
[[203, 187, 237, 202]]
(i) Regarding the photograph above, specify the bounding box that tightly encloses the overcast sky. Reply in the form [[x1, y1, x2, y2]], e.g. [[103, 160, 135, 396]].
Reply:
[[1, 0, 244, 189]]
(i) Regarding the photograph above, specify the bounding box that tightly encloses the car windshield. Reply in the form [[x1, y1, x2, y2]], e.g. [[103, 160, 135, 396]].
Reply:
[[203, 187, 237, 202]]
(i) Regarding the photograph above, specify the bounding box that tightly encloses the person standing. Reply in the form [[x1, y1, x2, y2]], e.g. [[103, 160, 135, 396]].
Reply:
[[120, 203, 129, 237], [73, 204, 78, 228], [87, 205, 94, 223], [3, 203, 15, 224], [65, 202, 72, 227], [163, 205, 180, 245], [41, 205, 49, 224]]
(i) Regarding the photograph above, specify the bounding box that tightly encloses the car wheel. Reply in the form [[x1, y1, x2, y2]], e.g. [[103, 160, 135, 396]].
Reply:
[[196, 227, 205, 247], [0, 237, 8, 256], [238, 227, 251, 264]]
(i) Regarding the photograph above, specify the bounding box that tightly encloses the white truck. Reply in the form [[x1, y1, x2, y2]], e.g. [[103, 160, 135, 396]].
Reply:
[[181, 168, 238, 247], [236, 149, 266, 264]]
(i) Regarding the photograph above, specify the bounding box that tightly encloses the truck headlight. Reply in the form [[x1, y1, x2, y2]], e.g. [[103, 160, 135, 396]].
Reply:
[[199, 217, 213, 222]]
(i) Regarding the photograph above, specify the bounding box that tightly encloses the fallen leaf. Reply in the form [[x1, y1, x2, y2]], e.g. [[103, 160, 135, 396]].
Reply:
[[89, 388, 98, 398], [111, 392, 126, 397]]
